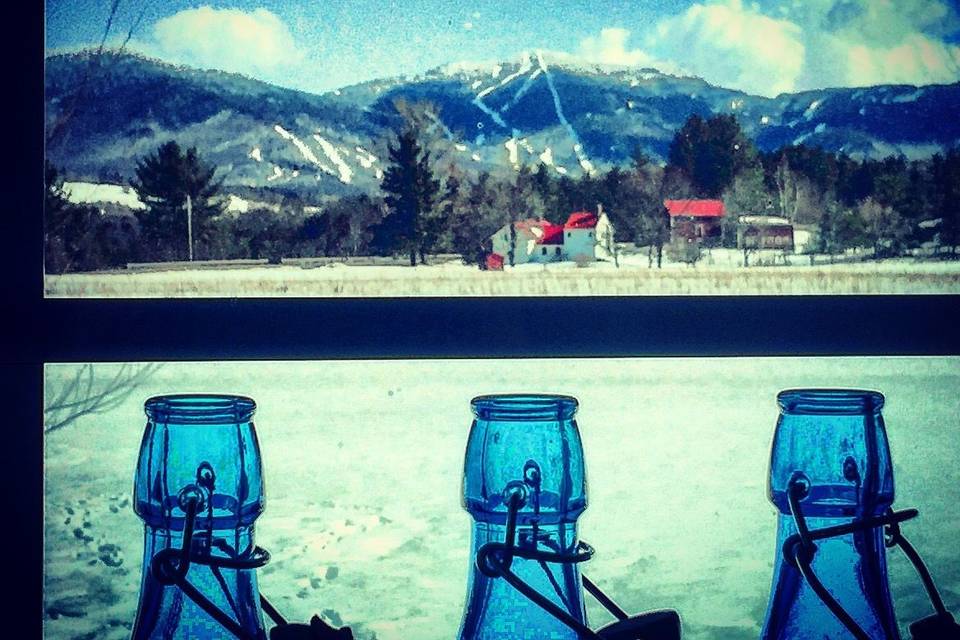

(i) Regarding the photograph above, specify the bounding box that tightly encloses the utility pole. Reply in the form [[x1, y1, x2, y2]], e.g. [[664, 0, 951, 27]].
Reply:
[[186, 194, 193, 261]]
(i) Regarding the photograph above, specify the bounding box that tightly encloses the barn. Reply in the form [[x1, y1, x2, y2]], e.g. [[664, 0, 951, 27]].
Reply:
[[664, 199, 725, 244], [737, 215, 795, 251]]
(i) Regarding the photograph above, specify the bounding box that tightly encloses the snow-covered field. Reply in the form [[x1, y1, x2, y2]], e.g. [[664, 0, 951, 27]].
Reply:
[[44, 358, 960, 639], [43, 252, 960, 297]]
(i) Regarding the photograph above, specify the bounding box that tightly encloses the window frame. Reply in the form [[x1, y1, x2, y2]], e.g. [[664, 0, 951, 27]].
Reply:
[[18, 20, 960, 638]]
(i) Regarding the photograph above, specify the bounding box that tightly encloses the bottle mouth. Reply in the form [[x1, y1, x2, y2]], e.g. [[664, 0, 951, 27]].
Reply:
[[777, 389, 885, 415], [145, 394, 256, 424], [471, 394, 578, 421]]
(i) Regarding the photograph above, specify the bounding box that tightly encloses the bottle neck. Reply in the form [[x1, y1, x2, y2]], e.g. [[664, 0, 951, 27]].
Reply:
[[761, 513, 899, 640], [458, 519, 586, 640], [132, 524, 266, 640]]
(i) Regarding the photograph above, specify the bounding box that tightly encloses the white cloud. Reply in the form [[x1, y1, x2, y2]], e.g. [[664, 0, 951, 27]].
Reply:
[[579, 28, 653, 66], [836, 34, 960, 86], [147, 7, 303, 78], [649, 0, 805, 96], [575, 28, 687, 75], [570, 0, 958, 96], [796, 1, 960, 88]]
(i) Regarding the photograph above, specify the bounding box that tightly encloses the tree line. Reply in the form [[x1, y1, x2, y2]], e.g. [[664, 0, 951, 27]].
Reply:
[[44, 110, 960, 274]]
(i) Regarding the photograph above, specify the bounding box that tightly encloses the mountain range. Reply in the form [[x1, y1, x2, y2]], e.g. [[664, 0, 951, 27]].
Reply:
[[45, 50, 960, 200]]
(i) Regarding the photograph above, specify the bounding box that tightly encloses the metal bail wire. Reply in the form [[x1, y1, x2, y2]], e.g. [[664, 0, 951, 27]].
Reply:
[[150, 476, 357, 640], [147, 467, 285, 640], [476, 492, 680, 640], [786, 477, 959, 640]]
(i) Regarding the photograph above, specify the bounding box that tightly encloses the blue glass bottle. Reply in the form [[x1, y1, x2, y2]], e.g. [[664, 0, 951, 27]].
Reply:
[[132, 394, 267, 640], [761, 389, 899, 640], [458, 394, 588, 640]]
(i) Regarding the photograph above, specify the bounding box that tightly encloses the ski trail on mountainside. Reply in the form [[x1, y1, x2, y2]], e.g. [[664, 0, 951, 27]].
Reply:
[[535, 50, 594, 175]]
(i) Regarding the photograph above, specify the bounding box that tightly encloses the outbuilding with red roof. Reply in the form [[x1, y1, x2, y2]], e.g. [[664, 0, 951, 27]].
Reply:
[[664, 199, 725, 244]]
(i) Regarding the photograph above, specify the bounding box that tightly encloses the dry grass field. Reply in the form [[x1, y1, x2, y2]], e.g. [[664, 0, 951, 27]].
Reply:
[[44, 255, 960, 297]]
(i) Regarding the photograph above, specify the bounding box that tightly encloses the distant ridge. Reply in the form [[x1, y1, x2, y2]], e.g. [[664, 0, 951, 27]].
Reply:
[[45, 50, 960, 196]]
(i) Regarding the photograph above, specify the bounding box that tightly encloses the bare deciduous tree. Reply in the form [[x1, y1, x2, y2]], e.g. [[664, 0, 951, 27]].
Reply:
[[44, 363, 163, 434]]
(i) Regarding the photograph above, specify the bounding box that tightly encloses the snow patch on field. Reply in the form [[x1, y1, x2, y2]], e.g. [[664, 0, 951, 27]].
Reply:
[[43, 249, 960, 298], [63, 182, 146, 210], [42, 358, 960, 640], [539, 147, 554, 166], [249, 147, 263, 162], [227, 195, 249, 213], [267, 165, 283, 181]]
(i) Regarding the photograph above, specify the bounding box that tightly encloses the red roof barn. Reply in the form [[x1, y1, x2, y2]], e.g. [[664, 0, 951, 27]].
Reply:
[[664, 199, 725, 243], [664, 199, 725, 218]]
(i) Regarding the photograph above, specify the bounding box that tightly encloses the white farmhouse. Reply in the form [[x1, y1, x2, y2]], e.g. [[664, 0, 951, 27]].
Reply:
[[490, 219, 564, 265], [487, 208, 612, 268]]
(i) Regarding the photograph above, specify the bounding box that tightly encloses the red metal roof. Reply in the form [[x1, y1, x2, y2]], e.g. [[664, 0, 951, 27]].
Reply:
[[564, 212, 598, 228], [539, 224, 565, 245], [486, 253, 504, 270], [664, 199, 725, 218]]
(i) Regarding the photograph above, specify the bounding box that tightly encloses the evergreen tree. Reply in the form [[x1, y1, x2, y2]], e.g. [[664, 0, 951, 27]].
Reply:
[[934, 147, 960, 256], [434, 166, 463, 253], [668, 114, 758, 198], [131, 141, 225, 261], [379, 126, 440, 265], [448, 172, 510, 269], [44, 161, 100, 273]]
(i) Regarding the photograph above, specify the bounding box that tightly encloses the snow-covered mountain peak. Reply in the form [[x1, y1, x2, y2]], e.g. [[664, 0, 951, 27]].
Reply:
[[435, 52, 532, 80]]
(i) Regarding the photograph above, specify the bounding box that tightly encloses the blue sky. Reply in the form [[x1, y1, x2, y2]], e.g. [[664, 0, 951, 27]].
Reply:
[[45, 0, 960, 97]]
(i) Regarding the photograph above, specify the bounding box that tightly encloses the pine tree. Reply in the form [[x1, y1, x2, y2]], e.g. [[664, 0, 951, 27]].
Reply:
[[379, 126, 440, 265], [936, 147, 960, 256], [669, 114, 758, 198], [44, 161, 102, 273], [131, 141, 225, 261]]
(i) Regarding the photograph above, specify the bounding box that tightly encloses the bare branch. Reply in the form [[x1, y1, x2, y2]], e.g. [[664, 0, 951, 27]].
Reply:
[[45, 363, 163, 434], [96, 0, 122, 57], [47, 0, 149, 150], [118, 5, 148, 53]]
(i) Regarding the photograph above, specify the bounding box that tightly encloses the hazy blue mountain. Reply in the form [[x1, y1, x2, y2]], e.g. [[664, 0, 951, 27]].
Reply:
[[45, 50, 960, 198]]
